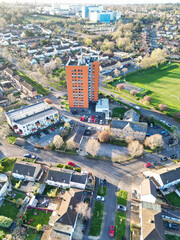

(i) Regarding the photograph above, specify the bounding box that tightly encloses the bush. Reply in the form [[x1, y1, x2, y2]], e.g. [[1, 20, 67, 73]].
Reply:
[[98, 131, 110, 143], [0, 216, 13, 228], [75, 167, 81, 173], [130, 89, 137, 96], [63, 165, 73, 170], [143, 95, 151, 103], [158, 104, 169, 111], [7, 136, 16, 144], [116, 83, 124, 90], [56, 163, 64, 168], [47, 188, 58, 198], [15, 180, 22, 189]]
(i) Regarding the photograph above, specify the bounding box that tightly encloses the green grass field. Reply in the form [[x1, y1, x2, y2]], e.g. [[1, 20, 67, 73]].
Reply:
[[89, 201, 104, 236], [166, 192, 180, 207], [166, 234, 180, 240], [125, 63, 180, 115], [117, 190, 128, 205], [0, 201, 19, 220], [115, 211, 126, 240]]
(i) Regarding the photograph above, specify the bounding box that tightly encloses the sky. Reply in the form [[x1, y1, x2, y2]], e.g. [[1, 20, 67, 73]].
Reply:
[[0, 0, 180, 4]]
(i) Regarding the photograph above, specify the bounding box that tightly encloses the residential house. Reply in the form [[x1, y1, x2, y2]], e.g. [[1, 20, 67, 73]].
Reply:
[[4, 68, 15, 80], [70, 172, 88, 190], [44, 49, 55, 57], [12, 161, 42, 182], [111, 109, 147, 141], [46, 168, 73, 188], [0, 174, 9, 200], [141, 179, 157, 203], [44, 188, 83, 240], [144, 166, 180, 189], [140, 202, 165, 240], [6, 101, 59, 136]]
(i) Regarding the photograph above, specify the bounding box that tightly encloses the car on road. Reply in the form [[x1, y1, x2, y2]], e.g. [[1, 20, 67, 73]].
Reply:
[[50, 127, 55, 132], [109, 226, 115, 237], [68, 161, 75, 167], [161, 131, 167, 135], [117, 204, 127, 212], [170, 154, 177, 159], [134, 105, 140, 110], [145, 163, 151, 168], [96, 195, 104, 202], [24, 153, 31, 158], [166, 222, 179, 231], [166, 123, 172, 128], [161, 157, 168, 162], [31, 155, 38, 159]]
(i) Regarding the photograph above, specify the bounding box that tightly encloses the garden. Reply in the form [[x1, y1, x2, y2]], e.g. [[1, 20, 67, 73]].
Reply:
[[24, 208, 52, 227], [97, 186, 107, 197], [112, 107, 127, 119], [166, 192, 180, 207], [89, 201, 104, 236], [0, 200, 19, 220]]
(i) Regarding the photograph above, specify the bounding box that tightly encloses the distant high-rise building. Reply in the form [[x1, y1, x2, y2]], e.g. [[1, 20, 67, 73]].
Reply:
[[66, 54, 99, 111], [82, 5, 103, 19]]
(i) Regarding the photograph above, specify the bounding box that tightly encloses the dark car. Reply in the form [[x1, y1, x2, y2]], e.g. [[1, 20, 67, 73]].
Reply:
[[166, 222, 179, 231], [161, 157, 168, 162], [170, 154, 177, 159], [24, 153, 31, 158], [43, 129, 49, 135]]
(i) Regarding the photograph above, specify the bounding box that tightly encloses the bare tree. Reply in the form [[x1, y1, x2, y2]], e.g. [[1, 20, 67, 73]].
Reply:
[[64, 122, 70, 129], [122, 68, 128, 81], [116, 83, 124, 90], [66, 140, 77, 150], [98, 131, 110, 143], [128, 140, 144, 157], [144, 134, 164, 150], [143, 95, 151, 103], [86, 139, 100, 157], [53, 135, 64, 149], [55, 57, 62, 67], [75, 202, 91, 219], [130, 89, 137, 96], [114, 68, 120, 77], [158, 104, 168, 111]]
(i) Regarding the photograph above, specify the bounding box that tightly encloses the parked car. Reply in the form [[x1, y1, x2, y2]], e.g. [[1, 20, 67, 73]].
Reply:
[[88, 118, 91, 123], [134, 105, 140, 110], [170, 154, 177, 159], [31, 155, 38, 160], [161, 131, 167, 135], [166, 123, 172, 128], [109, 226, 115, 237], [145, 163, 151, 168], [99, 120, 103, 124], [133, 190, 138, 199], [117, 204, 127, 212], [50, 127, 55, 132], [68, 161, 75, 167], [161, 157, 168, 162], [150, 123, 154, 128], [91, 115, 95, 123], [24, 153, 31, 158], [100, 179, 107, 186], [80, 117, 83, 121], [96, 195, 104, 202], [154, 124, 159, 129], [146, 133, 151, 137], [166, 222, 179, 231], [43, 129, 49, 135]]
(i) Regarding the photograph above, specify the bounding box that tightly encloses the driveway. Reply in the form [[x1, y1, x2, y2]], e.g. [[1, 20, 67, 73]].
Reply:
[[98, 143, 128, 160]]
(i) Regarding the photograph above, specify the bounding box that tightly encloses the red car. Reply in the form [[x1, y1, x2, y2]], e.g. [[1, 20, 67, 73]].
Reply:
[[51, 127, 55, 132], [80, 117, 83, 121], [68, 161, 75, 167], [109, 226, 115, 237], [91, 115, 95, 123], [145, 163, 151, 168]]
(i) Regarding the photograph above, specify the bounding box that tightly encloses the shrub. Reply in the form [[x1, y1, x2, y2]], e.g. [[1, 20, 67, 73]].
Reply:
[[0, 216, 13, 228], [47, 188, 58, 198], [158, 104, 169, 111], [116, 83, 124, 90], [56, 163, 64, 168], [63, 165, 73, 170], [75, 167, 81, 173], [15, 180, 22, 189]]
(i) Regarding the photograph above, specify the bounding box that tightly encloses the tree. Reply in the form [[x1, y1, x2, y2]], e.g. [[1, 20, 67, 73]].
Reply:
[[55, 57, 62, 67], [86, 139, 100, 157], [0, 18, 7, 28], [85, 38, 92, 46], [114, 68, 120, 77], [64, 122, 70, 129], [75, 202, 91, 219], [53, 135, 64, 149], [122, 68, 128, 81], [143, 95, 151, 103], [66, 140, 77, 150], [158, 104, 168, 111], [130, 89, 137, 96], [0, 216, 13, 228], [16, 198, 23, 207], [128, 140, 144, 157], [116, 83, 124, 90], [36, 224, 42, 232], [98, 131, 110, 143], [144, 134, 164, 150], [0, 230, 5, 239]]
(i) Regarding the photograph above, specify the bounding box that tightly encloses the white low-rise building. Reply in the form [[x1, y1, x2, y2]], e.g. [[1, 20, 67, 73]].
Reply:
[[140, 179, 157, 203], [0, 174, 9, 200], [5, 101, 59, 136], [96, 98, 110, 119]]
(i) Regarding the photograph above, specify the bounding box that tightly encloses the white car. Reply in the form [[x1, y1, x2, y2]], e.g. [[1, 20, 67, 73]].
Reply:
[[96, 195, 105, 202], [134, 106, 140, 110], [117, 204, 127, 212]]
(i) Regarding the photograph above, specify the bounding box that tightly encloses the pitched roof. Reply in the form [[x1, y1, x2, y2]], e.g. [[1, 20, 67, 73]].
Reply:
[[46, 168, 73, 184], [12, 161, 41, 178], [71, 173, 87, 184], [159, 167, 180, 185], [73, 126, 85, 144], [141, 202, 165, 240], [21, 80, 36, 92], [123, 109, 140, 122], [4, 68, 14, 76], [111, 120, 147, 133], [141, 179, 157, 198]]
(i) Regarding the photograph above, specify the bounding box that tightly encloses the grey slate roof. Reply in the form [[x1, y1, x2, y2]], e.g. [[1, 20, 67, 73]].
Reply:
[[160, 167, 180, 185], [47, 169, 73, 184], [111, 120, 147, 133], [73, 126, 85, 144], [15, 108, 57, 125], [71, 173, 87, 184], [12, 162, 41, 178], [123, 109, 140, 122]]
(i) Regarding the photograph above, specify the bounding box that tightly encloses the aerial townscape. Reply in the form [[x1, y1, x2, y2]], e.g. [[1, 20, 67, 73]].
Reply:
[[0, 0, 180, 240]]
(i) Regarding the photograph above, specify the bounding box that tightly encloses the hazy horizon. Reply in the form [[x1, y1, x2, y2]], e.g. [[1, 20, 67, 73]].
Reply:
[[0, 0, 180, 5]]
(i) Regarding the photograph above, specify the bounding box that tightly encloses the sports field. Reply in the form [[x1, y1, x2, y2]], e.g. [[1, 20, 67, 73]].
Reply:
[[125, 63, 180, 115]]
